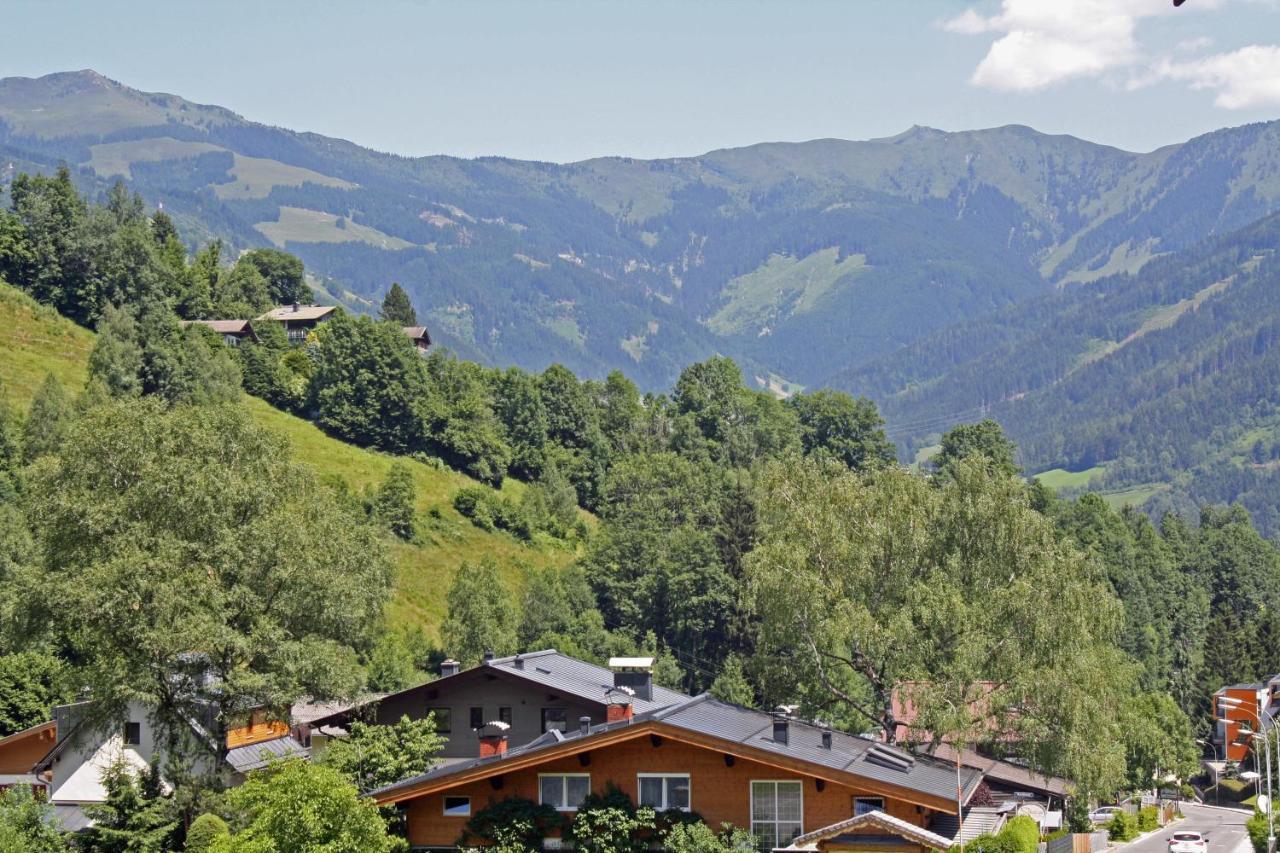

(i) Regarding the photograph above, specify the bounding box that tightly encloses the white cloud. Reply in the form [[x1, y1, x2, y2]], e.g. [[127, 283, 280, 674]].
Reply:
[[944, 0, 1280, 109], [943, 0, 1170, 92], [1153, 45, 1280, 107]]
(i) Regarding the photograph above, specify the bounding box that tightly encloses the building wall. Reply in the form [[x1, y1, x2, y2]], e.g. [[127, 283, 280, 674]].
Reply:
[[0, 724, 56, 774], [1215, 687, 1267, 763], [373, 673, 606, 760], [401, 734, 937, 847]]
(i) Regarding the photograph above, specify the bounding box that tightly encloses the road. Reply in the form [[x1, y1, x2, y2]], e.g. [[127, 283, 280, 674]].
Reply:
[[1120, 803, 1251, 853]]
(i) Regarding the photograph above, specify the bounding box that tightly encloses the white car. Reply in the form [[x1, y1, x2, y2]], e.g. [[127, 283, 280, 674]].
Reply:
[[1090, 806, 1122, 825], [1169, 832, 1208, 853]]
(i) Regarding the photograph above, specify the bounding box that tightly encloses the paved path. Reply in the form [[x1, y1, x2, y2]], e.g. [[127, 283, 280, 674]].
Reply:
[[1120, 804, 1251, 853]]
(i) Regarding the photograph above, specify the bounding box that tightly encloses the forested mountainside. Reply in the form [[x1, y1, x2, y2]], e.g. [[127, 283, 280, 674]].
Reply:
[[6, 70, 1280, 389], [834, 213, 1280, 535]]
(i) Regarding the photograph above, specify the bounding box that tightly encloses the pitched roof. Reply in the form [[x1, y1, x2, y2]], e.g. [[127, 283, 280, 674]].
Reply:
[[225, 734, 309, 773], [257, 304, 336, 322], [0, 720, 55, 752], [180, 319, 254, 335], [401, 326, 431, 344], [782, 809, 957, 850], [924, 743, 1069, 797], [370, 693, 983, 810], [307, 649, 690, 728]]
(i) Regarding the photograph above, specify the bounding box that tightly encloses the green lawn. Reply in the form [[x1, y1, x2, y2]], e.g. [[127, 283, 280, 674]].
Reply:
[[1099, 483, 1169, 510], [255, 206, 414, 250], [1033, 466, 1106, 491], [0, 280, 579, 639]]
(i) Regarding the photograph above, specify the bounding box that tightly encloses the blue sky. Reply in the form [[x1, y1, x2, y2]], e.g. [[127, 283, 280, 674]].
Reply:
[[5, 0, 1280, 161]]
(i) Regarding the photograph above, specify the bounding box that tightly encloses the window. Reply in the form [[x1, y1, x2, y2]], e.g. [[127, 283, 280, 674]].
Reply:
[[443, 796, 471, 817], [854, 796, 885, 816], [428, 708, 451, 733], [123, 722, 141, 746], [470, 707, 484, 730], [499, 706, 512, 725], [638, 774, 690, 811], [542, 707, 567, 733], [751, 781, 803, 851], [539, 774, 590, 811]]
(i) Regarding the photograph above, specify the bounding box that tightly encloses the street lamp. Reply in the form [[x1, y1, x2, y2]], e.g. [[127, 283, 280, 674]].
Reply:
[[1220, 698, 1275, 851], [1198, 738, 1221, 806]]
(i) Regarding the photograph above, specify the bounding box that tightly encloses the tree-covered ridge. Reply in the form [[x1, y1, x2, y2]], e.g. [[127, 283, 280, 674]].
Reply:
[[833, 210, 1280, 536], [7, 71, 1280, 390]]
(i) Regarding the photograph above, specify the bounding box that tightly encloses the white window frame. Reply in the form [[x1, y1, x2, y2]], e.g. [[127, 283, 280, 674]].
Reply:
[[637, 773, 692, 812], [442, 795, 471, 817], [538, 772, 591, 812], [750, 779, 804, 850], [854, 796, 885, 816]]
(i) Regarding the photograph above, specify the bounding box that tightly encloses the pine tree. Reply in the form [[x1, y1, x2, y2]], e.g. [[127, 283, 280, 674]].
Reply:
[[0, 378, 17, 476], [373, 462, 417, 542], [709, 654, 754, 706], [22, 373, 74, 464], [379, 282, 418, 326]]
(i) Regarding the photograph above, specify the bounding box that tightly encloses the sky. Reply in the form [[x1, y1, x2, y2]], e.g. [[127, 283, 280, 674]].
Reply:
[[4, 0, 1280, 162]]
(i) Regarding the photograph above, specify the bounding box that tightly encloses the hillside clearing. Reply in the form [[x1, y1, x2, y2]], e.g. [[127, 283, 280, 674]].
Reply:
[[255, 206, 415, 250], [0, 280, 579, 639], [1033, 466, 1106, 491], [707, 248, 867, 337]]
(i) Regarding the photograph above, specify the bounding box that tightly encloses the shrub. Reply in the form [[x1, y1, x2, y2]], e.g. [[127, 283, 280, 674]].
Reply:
[[461, 798, 563, 849], [453, 486, 533, 540], [1001, 815, 1040, 853], [1108, 811, 1138, 842], [185, 813, 229, 851], [662, 821, 757, 852], [1137, 806, 1159, 832], [969, 832, 1020, 853], [1220, 778, 1255, 803], [1249, 810, 1270, 853]]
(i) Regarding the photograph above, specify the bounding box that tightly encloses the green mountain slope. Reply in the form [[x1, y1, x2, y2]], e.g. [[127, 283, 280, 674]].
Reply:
[[9, 71, 1280, 390], [0, 280, 578, 635], [832, 213, 1280, 535]]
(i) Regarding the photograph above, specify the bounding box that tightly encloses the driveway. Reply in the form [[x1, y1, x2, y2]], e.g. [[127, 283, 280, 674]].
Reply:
[[1118, 803, 1251, 853]]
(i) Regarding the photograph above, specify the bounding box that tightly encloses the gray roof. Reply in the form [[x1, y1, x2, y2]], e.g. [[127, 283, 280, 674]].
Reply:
[[225, 735, 309, 773], [308, 649, 690, 728], [370, 693, 982, 805]]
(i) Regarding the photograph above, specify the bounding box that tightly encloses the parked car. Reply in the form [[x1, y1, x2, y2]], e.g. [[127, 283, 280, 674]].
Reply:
[[1169, 831, 1208, 853], [1090, 806, 1123, 825]]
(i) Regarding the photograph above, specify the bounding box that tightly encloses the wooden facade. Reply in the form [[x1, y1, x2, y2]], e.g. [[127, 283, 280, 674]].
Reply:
[[381, 722, 948, 849], [0, 721, 56, 774]]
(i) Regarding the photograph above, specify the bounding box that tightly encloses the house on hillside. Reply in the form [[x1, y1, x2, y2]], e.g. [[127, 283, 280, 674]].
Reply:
[[370, 689, 984, 851], [256, 303, 338, 344], [402, 325, 432, 352], [25, 699, 310, 831], [1213, 678, 1280, 762], [179, 319, 258, 346], [307, 651, 689, 762]]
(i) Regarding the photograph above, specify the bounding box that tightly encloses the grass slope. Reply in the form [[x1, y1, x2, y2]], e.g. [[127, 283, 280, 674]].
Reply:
[[255, 207, 415, 250], [0, 281, 577, 638]]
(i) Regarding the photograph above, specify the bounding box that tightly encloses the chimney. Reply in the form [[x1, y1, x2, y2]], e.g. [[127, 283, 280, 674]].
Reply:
[[514, 654, 524, 670], [478, 722, 510, 758], [292, 302, 300, 313], [608, 657, 654, 702], [579, 716, 592, 736], [606, 687, 635, 724], [440, 658, 460, 677], [772, 712, 790, 746], [821, 730, 833, 750], [483, 649, 495, 664]]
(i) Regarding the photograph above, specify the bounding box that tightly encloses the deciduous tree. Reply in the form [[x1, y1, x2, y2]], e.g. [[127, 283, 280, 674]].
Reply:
[[441, 558, 517, 665], [320, 715, 444, 794]]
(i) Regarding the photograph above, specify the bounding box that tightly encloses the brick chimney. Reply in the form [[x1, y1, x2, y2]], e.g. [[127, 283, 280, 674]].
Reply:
[[477, 721, 510, 758], [608, 657, 654, 702], [440, 658, 460, 677], [606, 687, 634, 723]]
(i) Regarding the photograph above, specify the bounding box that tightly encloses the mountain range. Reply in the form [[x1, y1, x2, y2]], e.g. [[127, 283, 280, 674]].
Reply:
[[7, 69, 1280, 525]]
